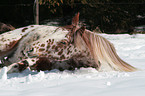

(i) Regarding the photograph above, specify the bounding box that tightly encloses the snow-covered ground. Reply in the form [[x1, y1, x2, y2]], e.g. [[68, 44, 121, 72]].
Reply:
[[0, 34, 145, 96]]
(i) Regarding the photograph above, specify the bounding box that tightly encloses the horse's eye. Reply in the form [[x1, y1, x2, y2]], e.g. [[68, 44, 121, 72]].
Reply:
[[61, 42, 66, 44]]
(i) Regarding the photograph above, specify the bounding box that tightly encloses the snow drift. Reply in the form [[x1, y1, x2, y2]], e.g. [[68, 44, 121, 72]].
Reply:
[[0, 34, 145, 96]]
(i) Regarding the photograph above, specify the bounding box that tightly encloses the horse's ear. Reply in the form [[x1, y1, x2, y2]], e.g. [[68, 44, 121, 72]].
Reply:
[[63, 12, 80, 30], [72, 12, 80, 26]]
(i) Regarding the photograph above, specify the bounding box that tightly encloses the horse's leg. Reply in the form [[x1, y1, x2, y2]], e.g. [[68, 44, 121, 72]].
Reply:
[[30, 57, 53, 71], [6, 58, 38, 73]]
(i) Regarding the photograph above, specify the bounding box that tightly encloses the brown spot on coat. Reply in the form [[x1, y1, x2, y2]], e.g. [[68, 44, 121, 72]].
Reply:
[[58, 49, 63, 55], [57, 43, 63, 48], [60, 55, 65, 60], [67, 50, 72, 55], [47, 45, 50, 49], [47, 51, 51, 54], [55, 46, 59, 52], [41, 44, 45, 47], [31, 59, 35, 62], [51, 39, 54, 44], [64, 46, 67, 49], [49, 39, 51, 42], [22, 28, 28, 32], [39, 48, 45, 52], [52, 45, 55, 49], [36, 42, 39, 44]]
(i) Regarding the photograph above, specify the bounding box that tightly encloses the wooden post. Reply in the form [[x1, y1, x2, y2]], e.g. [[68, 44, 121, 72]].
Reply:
[[35, 0, 39, 25]]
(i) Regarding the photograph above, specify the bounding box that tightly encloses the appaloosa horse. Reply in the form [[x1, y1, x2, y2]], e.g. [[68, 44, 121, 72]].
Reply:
[[0, 13, 137, 73]]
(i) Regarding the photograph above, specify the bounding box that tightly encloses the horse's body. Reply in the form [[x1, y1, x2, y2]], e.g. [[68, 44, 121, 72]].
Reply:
[[0, 13, 137, 73]]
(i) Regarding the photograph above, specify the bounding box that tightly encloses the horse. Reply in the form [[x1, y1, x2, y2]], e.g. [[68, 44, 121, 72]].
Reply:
[[0, 13, 137, 73]]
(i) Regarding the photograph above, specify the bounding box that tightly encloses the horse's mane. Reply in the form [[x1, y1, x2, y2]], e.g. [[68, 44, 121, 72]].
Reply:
[[73, 28, 137, 72], [64, 12, 137, 72]]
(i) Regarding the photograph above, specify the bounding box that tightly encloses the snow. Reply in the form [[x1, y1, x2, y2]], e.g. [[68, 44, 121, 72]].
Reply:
[[0, 34, 145, 96], [0, 67, 7, 81]]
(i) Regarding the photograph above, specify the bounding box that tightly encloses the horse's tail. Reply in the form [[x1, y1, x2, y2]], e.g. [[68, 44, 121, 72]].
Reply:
[[74, 28, 137, 72]]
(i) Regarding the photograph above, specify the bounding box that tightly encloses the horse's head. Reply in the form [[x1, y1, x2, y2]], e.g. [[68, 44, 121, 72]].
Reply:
[[7, 60, 29, 73]]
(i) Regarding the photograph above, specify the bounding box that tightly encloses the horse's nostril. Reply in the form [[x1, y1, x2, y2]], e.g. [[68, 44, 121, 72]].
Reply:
[[24, 62, 29, 67], [18, 60, 29, 72]]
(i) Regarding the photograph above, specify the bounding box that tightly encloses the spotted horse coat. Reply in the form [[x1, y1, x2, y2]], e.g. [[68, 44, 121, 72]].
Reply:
[[0, 13, 137, 73]]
